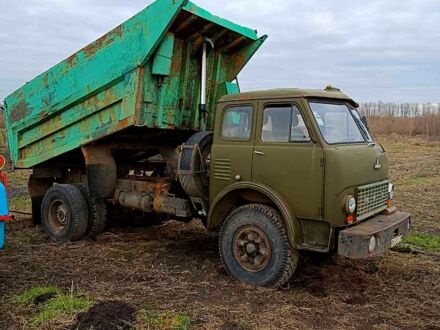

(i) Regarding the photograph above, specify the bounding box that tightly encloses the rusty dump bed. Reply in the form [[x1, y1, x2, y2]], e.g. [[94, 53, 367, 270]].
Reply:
[[4, 0, 266, 168]]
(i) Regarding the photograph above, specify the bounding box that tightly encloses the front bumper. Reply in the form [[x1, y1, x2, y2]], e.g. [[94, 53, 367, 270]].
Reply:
[[337, 211, 411, 259]]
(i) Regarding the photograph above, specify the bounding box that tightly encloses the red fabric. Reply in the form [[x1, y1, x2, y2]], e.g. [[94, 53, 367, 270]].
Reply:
[[0, 172, 7, 188], [0, 214, 12, 222]]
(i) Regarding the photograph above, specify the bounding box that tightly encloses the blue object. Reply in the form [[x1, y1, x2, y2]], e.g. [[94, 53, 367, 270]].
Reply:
[[0, 181, 9, 250], [0, 222, 4, 249]]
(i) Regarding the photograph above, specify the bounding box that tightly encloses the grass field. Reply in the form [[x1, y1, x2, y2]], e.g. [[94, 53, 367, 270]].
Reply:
[[0, 136, 439, 329]]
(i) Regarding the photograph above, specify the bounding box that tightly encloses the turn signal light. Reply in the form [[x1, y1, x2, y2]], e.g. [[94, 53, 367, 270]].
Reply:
[[387, 199, 394, 208], [346, 214, 355, 224]]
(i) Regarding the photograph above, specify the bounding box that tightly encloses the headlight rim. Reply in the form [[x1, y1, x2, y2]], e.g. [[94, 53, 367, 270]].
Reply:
[[345, 195, 356, 214], [388, 183, 394, 199]]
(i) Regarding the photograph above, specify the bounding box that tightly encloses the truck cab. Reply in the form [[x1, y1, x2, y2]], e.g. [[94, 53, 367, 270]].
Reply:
[[207, 87, 410, 286]]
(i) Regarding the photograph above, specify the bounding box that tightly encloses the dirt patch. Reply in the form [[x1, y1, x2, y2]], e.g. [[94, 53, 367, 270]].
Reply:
[[343, 293, 368, 306], [221, 321, 246, 330], [34, 292, 57, 305], [72, 301, 136, 330]]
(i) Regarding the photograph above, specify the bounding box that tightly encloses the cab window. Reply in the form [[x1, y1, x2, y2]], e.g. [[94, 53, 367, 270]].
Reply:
[[262, 105, 310, 142], [309, 102, 365, 144], [221, 105, 253, 140]]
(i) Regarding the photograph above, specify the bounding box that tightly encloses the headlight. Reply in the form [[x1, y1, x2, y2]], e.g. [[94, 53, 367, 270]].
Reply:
[[345, 196, 356, 214], [388, 183, 394, 199]]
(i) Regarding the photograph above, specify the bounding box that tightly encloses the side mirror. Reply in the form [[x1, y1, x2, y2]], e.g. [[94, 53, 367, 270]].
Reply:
[[360, 114, 369, 129]]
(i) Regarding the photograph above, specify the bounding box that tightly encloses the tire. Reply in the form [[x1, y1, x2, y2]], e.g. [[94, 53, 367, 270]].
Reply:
[[75, 184, 107, 237], [219, 204, 299, 288], [41, 184, 89, 242], [179, 131, 213, 198]]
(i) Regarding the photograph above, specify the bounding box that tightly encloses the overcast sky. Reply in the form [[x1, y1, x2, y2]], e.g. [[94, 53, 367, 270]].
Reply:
[[1, 0, 439, 103]]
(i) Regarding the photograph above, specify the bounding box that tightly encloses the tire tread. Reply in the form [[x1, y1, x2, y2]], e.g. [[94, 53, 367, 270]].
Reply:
[[75, 184, 107, 237], [219, 203, 299, 288], [41, 184, 89, 242]]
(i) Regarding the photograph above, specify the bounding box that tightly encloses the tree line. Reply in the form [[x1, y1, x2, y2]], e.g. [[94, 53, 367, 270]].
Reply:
[[360, 102, 440, 118]]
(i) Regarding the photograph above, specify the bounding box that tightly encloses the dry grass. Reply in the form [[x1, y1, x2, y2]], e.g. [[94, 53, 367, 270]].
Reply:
[[368, 114, 440, 140], [0, 137, 439, 329]]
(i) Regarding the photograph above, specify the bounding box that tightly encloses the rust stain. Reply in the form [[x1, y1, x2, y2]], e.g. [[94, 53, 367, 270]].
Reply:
[[43, 93, 54, 108], [39, 110, 50, 120], [152, 182, 170, 196], [66, 54, 77, 67], [10, 100, 31, 123], [117, 117, 131, 129], [83, 25, 123, 58], [42, 74, 49, 89], [234, 53, 246, 67]]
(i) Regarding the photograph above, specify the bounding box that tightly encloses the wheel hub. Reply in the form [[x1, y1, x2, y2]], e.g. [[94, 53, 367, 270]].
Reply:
[[48, 199, 69, 232], [56, 205, 67, 225], [233, 226, 272, 272], [245, 243, 257, 254]]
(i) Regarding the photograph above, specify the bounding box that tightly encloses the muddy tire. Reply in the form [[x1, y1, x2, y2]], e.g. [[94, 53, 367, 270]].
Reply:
[[41, 184, 89, 242], [219, 204, 299, 288], [75, 184, 107, 237], [179, 131, 213, 198]]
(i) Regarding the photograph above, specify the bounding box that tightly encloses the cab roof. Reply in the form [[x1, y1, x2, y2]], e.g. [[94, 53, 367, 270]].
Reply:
[[218, 87, 359, 107]]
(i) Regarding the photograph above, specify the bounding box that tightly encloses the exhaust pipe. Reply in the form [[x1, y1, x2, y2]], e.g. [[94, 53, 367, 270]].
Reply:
[[199, 38, 214, 131]]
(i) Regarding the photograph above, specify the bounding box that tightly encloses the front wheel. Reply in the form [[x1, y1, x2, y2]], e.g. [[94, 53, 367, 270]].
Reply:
[[219, 204, 299, 288]]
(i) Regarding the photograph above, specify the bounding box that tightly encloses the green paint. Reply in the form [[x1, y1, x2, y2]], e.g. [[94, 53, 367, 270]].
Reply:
[[152, 33, 175, 76], [183, 2, 259, 40], [3, 0, 266, 168], [225, 83, 240, 95]]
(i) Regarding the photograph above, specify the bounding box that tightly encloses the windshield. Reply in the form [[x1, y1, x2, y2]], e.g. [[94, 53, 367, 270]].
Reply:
[[309, 101, 372, 144]]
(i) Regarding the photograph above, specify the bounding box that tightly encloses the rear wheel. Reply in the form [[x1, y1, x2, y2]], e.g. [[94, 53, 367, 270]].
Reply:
[[75, 184, 107, 237], [41, 184, 89, 242], [219, 204, 299, 288]]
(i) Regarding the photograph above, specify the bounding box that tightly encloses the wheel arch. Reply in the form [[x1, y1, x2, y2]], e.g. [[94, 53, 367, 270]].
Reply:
[[208, 182, 301, 247]]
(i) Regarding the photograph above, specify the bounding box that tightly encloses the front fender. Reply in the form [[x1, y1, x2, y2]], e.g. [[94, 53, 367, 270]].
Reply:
[[208, 181, 301, 247]]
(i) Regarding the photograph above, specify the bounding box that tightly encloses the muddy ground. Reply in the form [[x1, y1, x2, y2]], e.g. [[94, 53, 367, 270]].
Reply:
[[0, 136, 439, 329]]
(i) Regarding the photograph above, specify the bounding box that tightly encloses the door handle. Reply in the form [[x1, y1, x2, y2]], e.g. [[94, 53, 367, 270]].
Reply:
[[254, 150, 265, 155]]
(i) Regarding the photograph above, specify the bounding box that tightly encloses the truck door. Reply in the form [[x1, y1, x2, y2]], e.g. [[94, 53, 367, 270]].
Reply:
[[251, 100, 324, 220], [209, 102, 256, 203]]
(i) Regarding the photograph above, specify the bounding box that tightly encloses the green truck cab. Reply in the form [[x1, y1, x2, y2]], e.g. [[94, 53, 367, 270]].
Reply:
[[208, 88, 410, 286], [3, 0, 410, 287]]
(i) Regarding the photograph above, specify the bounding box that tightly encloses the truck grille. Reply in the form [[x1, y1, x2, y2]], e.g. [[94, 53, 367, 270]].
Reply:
[[356, 180, 389, 220]]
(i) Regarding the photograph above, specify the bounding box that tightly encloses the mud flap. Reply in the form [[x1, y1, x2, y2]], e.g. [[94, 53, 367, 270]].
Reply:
[[82, 145, 116, 199]]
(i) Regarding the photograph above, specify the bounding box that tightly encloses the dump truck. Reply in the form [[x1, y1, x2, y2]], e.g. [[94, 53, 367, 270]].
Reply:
[[3, 0, 410, 287]]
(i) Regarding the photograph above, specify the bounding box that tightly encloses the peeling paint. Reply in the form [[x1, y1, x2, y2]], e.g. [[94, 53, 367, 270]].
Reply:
[[83, 25, 123, 59], [9, 100, 31, 123], [3, 0, 265, 169]]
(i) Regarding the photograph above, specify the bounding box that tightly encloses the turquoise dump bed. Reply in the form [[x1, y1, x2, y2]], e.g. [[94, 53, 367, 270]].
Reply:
[[4, 0, 265, 168]]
